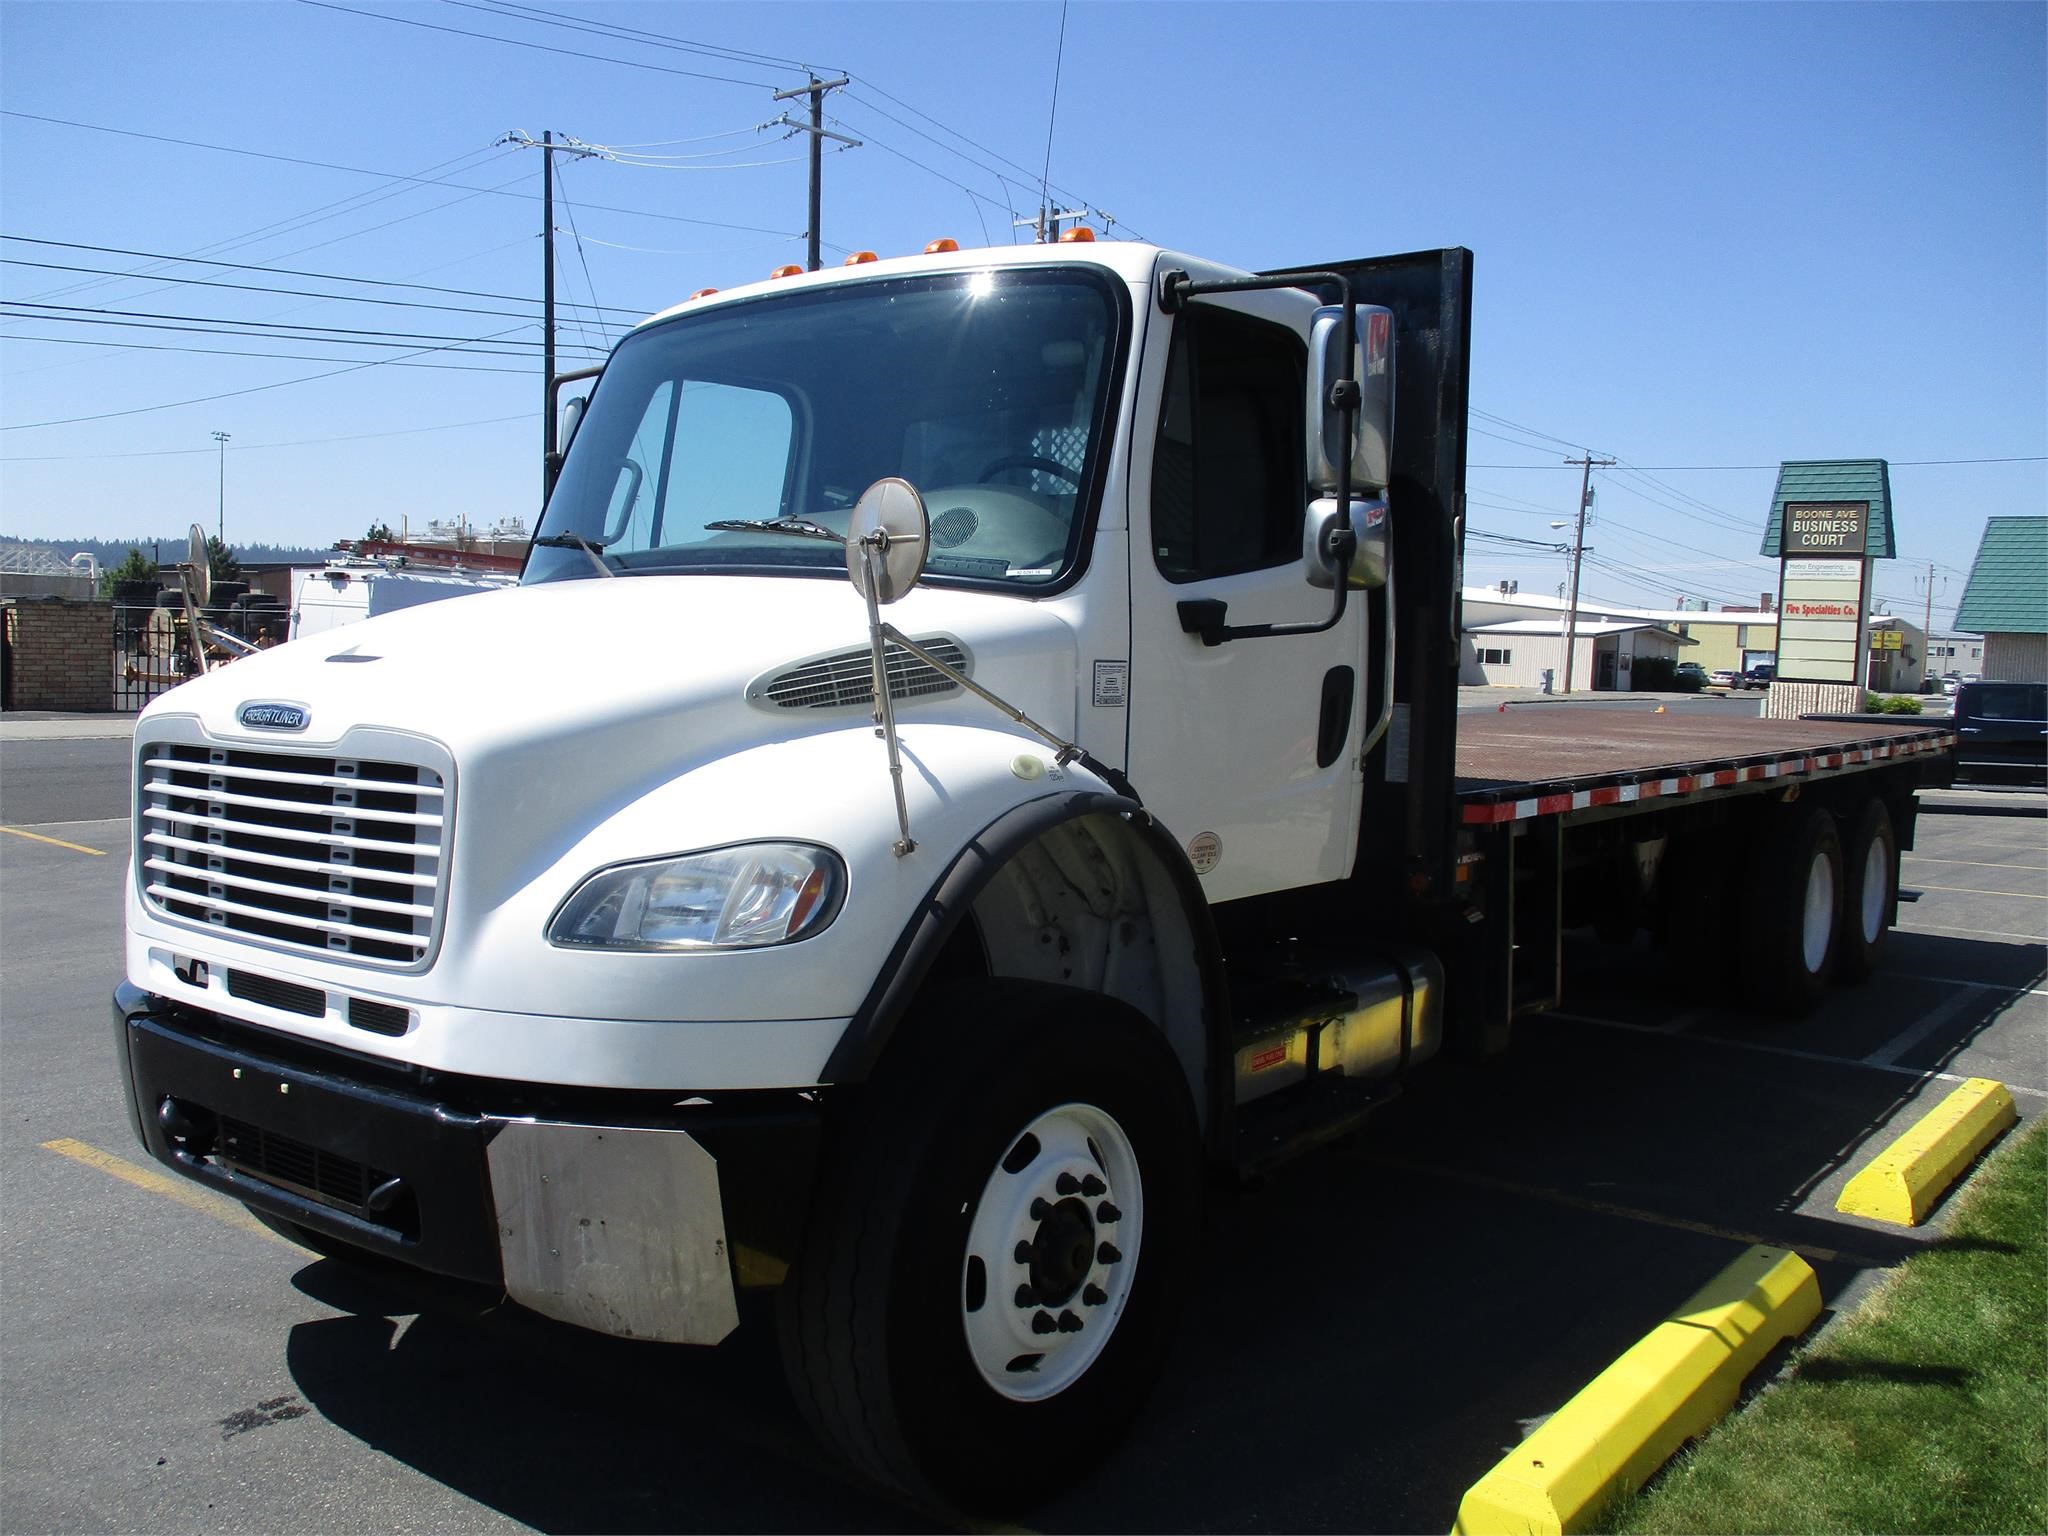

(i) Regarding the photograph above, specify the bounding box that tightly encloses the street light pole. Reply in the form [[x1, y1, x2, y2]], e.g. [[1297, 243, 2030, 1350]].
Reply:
[[211, 430, 231, 550]]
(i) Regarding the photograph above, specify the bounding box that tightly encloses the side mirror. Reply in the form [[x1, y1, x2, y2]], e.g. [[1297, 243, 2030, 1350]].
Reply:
[[559, 395, 587, 454], [1304, 496, 1390, 590], [1307, 304, 1394, 496], [844, 477, 929, 606]]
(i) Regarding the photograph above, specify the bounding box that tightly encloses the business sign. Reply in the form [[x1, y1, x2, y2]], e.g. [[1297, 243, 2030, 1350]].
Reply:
[[1870, 629, 1903, 651], [1775, 549, 1871, 685], [1782, 501, 1869, 555]]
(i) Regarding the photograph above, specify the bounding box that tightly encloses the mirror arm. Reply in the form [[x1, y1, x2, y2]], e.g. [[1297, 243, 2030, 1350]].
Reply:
[[879, 622, 1145, 807]]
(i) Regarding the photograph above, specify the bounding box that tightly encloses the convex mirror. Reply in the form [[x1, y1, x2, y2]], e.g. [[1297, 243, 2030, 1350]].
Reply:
[[1304, 496, 1391, 591], [845, 477, 929, 605], [184, 522, 213, 608]]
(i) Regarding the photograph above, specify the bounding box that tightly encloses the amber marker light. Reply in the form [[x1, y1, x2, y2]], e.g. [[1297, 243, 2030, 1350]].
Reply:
[[688, 287, 719, 300], [924, 238, 960, 254], [770, 264, 803, 279], [1058, 226, 1096, 243], [843, 250, 879, 265]]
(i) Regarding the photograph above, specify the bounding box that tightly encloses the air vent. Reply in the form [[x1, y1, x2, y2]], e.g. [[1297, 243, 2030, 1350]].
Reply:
[[755, 637, 971, 711], [227, 970, 324, 1018]]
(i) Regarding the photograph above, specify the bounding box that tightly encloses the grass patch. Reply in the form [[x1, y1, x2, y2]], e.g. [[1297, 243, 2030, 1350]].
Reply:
[[1607, 1118, 2046, 1535]]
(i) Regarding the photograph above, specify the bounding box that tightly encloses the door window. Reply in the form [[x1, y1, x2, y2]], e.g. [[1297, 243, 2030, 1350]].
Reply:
[[1151, 305, 1306, 583]]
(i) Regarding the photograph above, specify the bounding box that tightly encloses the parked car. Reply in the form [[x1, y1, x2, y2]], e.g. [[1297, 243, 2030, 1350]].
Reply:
[[1676, 662, 1708, 683], [1942, 674, 1961, 697], [1952, 680, 2048, 782], [1709, 668, 1740, 689], [1741, 663, 1776, 690]]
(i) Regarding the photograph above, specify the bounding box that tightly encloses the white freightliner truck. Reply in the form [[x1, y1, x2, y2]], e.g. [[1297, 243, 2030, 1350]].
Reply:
[[114, 239, 1953, 1512]]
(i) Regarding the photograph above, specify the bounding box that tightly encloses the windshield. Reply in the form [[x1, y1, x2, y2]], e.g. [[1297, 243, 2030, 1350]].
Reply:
[[527, 268, 1124, 589]]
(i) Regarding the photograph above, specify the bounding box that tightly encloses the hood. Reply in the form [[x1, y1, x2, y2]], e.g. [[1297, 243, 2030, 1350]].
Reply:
[[144, 573, 1080, 893]]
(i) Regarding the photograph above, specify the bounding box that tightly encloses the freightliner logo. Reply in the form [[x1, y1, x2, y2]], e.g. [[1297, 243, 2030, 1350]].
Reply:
[[237, 702, 309, 731]]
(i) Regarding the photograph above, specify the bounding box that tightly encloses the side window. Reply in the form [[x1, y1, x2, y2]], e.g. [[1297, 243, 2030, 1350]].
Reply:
[[602, 380, 673, 548], [657, 382, 795, 541], [1151, 305, 1306, 582]]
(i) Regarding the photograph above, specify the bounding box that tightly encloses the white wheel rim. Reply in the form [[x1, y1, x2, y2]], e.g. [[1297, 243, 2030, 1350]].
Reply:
[[1802, 847, 1836, 974], [960, 1102, 1143, 1403], [1860, 836, 1888, 944]]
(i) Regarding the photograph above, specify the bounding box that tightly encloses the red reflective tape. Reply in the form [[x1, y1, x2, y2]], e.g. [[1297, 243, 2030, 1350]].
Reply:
[[1537, 793, 1572, 816]]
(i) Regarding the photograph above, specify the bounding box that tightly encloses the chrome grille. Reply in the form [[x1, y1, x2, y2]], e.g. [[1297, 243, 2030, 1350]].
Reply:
[[139, 741, 445, 968], [759, 638, 970, 711]]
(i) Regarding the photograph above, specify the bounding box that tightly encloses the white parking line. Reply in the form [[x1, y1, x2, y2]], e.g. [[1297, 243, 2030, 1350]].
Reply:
[[1876, 973, 2048, 998], [1905, 856, 2048, 871], [1910, 884, 2048, 900], [1896, 922, 2048, 944], [1547, 1010, 2048, 1096], [1866, 988, 1987, 1067]]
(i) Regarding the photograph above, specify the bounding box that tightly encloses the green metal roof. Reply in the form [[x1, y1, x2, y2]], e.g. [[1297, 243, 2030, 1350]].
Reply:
[[1758, 459, 1895, 558], [1954, 517, 2048, 635]]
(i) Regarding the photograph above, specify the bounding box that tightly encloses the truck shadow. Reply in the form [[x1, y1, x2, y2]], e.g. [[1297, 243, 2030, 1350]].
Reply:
[[283, 1267, 933, 1534], [280, 929, 2038, 1535]]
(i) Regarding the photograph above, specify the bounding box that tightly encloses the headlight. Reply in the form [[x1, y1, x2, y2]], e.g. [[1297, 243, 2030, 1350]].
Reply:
[[549, 842, 846, 951]]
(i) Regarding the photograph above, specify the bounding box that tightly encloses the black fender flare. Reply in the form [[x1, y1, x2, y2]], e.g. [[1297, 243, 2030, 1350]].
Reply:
[[821, 792, 1234, 1148]]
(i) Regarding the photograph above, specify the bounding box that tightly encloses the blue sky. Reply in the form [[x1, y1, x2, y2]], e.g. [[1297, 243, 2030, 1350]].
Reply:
[[2, 0, 2041, 628]]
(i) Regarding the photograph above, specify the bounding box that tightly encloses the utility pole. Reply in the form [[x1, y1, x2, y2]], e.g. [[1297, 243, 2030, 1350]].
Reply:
[[211, 431, 231, 550], [771, 77, 855, 271], [1559, 453, 1614, 693], [1919, 560, 1944, 686], [497, 130, 603, 500]]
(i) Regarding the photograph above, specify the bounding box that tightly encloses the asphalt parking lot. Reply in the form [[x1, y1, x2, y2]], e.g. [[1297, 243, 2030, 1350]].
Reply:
[[3, 731, 2042, 1534]]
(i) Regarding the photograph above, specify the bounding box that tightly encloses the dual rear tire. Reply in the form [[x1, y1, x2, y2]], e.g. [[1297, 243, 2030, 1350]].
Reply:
[[1739, 796, 1896, 1017]]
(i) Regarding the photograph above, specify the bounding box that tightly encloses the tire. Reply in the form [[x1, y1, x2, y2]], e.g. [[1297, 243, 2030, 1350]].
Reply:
[[778, 981, 1202, 1516], [1836, 799, 1897, 984], [1738, 803, 1844, 1018]]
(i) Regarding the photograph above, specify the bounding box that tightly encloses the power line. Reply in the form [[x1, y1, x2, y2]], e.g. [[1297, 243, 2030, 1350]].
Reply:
[[295, 0, 791, 87], [1, 302, 608, 355], [0, 256, 629, 326], [1471, 455, 2045, 469], [3, 331, 549, 375], [0, 111, 800, 236], [1, 323, 539, 430], [1, 235, 652, 317], [458, 0, 826, 74]]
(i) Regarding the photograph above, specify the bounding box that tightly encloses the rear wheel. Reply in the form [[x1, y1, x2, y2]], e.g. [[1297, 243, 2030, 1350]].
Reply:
[[1836, 798, 1898, 983], [1739, 802, 1843, 1018], [778, 982, 1201, 1516]]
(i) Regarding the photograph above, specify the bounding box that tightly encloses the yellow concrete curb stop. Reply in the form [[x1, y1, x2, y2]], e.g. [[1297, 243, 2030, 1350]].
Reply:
[[1835, 1076, 2018, 1227], [1453, 1244, 1821, 1536]]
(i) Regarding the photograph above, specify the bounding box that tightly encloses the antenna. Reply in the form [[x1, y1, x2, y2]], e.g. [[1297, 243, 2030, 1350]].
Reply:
[[1036, 1, 1070, 240]]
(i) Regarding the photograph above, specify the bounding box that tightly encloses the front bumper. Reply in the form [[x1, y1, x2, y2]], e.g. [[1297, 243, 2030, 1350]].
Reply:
[[112, 983, 823, 1344]]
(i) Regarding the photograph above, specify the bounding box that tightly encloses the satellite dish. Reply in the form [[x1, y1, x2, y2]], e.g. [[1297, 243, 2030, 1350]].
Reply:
[[844, 477, 929, 606], [184, 523, 212, 609]]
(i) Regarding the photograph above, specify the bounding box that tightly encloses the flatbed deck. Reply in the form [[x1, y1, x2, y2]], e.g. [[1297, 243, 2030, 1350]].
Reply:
[[1455, 708, 1953, 825]]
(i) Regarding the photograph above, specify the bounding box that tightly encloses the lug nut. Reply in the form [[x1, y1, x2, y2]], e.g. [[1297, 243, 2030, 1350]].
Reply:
[[1014, 1241, 1036, 1264], [1031, 1310, 1058, 1335], [1014, 1284, 1039, 1308], [1029, 1197, 1052, 1220], [1098, 1242, 1123, 1265], [1096, 1201, 1122, 1224], [1081, 1174, 1106, 1197], [1057, 1310, 1084, 1333], [1056, 1172, 1080, 1195], [1083, 1283, 1109, 1307]]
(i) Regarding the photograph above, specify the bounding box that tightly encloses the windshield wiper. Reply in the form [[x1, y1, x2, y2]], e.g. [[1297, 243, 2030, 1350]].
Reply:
[[532, 530, 618, 577], [702, 515, 843, 544]]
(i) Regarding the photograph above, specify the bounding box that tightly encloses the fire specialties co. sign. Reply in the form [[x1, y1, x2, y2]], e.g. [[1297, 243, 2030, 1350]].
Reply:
[[1777, 501, 1872, 684]]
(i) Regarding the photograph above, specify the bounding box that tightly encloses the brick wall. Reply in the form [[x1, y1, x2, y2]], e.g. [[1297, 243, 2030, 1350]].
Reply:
[[3, 599, 114, 710]]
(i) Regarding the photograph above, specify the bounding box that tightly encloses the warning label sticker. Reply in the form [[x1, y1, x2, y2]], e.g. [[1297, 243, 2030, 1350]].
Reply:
[[1092, 659, 1129, 707]]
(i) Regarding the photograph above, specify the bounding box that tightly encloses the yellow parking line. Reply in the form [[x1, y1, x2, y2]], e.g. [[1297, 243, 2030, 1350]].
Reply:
[[1, 826, 107, 855], [40, 1137, 301, 1248]]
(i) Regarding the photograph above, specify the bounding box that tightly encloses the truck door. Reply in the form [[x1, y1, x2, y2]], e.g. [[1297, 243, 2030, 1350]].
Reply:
[[1124, 288, 1365, 902]]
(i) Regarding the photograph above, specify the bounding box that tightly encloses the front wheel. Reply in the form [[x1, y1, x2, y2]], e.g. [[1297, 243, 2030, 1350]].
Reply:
[[778, 983, 1201, 1515]]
